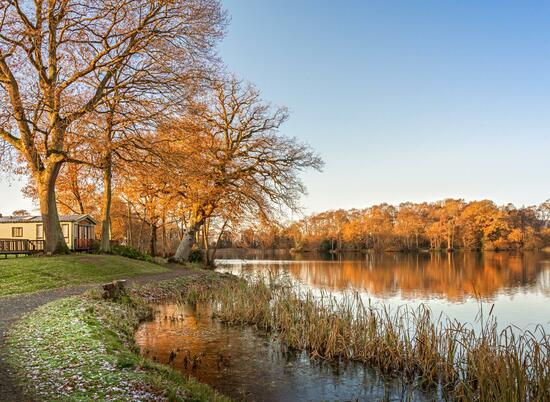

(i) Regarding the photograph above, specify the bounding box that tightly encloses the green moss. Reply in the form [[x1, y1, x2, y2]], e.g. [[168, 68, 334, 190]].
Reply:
[[4, 294, 230, 401], [0, 254, 168, 297]]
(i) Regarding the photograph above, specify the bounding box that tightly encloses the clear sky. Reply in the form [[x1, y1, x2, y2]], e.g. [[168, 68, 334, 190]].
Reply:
[[1, 0, 549, 216], [217, 0, 550, 215]]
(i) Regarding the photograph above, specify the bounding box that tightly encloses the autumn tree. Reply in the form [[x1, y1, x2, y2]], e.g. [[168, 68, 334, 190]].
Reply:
[[73, 65, 207, 252], [0, 0, 226, 253], [364, 204, 395, 250], [458, 200, 499, 249], [57, 164, 98, 215], [159, 77, 323, 262], [342, 209, 368, 249], [21, 161, 99, 217], [505, 206, 543, 250], [117, 154, 183, 256], [395, 202, 425, 250], [438, 199, 464, 250]]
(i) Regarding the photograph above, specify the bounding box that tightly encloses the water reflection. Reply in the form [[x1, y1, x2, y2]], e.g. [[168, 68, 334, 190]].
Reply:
[[216, 251, 549, 300], [135, 304, 437, 402], [216, 251, 550, 330], [136, 253, 550, 400]]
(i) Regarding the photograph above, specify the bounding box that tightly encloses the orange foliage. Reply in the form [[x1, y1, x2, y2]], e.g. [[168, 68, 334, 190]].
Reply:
[[228, 199, 550, 252]]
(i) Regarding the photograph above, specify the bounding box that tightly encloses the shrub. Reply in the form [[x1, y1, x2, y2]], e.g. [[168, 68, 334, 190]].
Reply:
[[111, 245, 152, 262], [188, 248, 204, 263]]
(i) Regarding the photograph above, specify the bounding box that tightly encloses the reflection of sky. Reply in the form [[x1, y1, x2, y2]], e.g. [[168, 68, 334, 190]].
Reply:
[[216, 252, 550, 332]]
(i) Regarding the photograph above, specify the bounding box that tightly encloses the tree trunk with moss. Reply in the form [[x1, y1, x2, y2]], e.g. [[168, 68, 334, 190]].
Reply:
[[36, 165, 69, 254]]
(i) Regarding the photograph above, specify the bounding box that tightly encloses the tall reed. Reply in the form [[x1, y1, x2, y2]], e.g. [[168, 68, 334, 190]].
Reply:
[[185, 276, 549, 401]]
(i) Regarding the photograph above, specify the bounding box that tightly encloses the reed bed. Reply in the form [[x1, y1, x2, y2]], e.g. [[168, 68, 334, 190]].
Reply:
[[183, 275, 550, 402]]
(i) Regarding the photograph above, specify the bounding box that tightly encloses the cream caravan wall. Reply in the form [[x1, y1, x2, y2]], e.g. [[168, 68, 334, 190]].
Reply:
[[0, 222, 41, 240], [0, 222, 74, 245]]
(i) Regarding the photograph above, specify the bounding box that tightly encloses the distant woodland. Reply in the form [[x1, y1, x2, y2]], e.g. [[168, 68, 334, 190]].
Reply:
[[223, 199, 550, 252]]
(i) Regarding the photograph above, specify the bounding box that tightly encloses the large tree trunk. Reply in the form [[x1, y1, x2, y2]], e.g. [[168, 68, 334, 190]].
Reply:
[[36, 166, 69, 254], [150, 223, 158, 256], [172, 223, 201, 263], [100, 158, 113, 252], [202, 223, 210, 267]]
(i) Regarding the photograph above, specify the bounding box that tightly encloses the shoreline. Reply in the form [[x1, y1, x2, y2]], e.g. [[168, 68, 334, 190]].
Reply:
[[137, 274, 550, 402], [2, 270, 234, 402], [3, 267, 549, 401]]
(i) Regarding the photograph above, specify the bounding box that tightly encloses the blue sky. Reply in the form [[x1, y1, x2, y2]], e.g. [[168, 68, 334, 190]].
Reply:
[[1, 0, 549, 215], [217, 0, 550, 214]]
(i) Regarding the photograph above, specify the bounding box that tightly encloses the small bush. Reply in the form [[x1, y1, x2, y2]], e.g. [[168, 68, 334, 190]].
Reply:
[[111, 245, 152, 262], [188, 248, 204, 263]]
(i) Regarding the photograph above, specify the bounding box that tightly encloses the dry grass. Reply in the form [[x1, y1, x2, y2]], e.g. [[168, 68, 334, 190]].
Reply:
[[181, 275, 549, 402]]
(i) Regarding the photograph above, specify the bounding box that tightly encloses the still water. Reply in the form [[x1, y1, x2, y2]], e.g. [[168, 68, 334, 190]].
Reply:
[[215, 250, 550, 331], [135, 251, 550, 401], [135, 303, 437, 402]]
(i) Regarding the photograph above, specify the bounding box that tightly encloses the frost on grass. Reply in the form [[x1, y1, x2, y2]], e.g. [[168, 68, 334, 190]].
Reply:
[[4, 297, 161, 401], [4, 296, 227, 401]]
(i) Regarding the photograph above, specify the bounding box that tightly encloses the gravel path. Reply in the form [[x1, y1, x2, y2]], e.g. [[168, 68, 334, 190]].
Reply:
[[0, 265, 196, 402]]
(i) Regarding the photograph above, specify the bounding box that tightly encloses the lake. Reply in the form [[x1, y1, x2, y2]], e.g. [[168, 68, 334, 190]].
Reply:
[[135, 303, 437, 402], [135, 250, 550, 401], [215, 250, 550, 332]]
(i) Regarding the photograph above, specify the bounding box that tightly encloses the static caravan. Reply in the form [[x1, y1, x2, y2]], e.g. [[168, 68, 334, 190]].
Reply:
[[0, 214, 97, 252]]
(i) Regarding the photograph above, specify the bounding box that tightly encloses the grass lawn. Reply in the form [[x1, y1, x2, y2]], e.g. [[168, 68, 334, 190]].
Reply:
[[0, 254, 31, 259], [0, 254, 169, 298]]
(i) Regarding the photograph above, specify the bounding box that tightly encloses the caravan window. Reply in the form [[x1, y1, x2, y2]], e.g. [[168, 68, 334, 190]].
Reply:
[[36, 224, 43, 239], [62, 224, 69, 239]]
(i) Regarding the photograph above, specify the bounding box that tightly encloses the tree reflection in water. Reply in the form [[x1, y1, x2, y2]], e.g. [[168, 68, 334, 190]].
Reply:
[[216, 250, 550, 330]]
